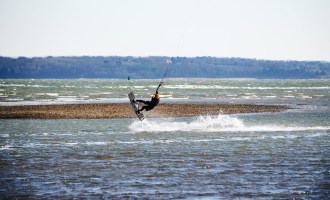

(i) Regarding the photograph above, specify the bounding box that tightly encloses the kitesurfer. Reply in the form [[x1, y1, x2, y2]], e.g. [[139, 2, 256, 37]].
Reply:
[[135, 91, 160, 112]]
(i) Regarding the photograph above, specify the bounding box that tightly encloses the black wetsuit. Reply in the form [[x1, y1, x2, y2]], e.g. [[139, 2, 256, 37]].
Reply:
[[136, 96, 159, 112]]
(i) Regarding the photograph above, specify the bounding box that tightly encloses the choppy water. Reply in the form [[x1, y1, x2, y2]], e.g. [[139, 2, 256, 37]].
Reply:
[[1, 79, 330, 199], [1, 79, 329, 106]]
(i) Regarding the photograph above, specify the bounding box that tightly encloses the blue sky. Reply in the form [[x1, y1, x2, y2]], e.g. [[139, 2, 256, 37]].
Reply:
[[0, 0, 329, 61]]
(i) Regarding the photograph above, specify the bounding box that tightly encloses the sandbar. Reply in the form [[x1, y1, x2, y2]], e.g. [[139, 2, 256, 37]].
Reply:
[[0, 103, 287, 119]]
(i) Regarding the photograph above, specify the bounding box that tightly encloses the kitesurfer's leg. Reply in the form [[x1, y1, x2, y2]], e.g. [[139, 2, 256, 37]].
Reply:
[[138, 106, 146, 112], [139, 105, 154, 112], [136, 100, 152, 112], [136, 100, 147, 104]]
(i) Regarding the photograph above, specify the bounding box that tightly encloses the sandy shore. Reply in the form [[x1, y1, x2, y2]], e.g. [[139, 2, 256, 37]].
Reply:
[[0, 103, 287, 119]]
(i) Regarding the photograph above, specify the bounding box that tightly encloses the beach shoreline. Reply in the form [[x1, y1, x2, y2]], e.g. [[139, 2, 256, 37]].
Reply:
[[0, 103, 288, 119]]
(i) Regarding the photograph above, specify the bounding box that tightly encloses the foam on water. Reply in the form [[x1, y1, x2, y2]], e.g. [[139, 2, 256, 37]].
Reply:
[[129, 115, 244, 132], [129, 114, 330, 133], [130, 115, 243, 132]]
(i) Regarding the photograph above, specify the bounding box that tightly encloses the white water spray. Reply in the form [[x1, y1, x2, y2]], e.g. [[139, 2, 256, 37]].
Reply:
[[129, 114, 330, 133], [129, 114, 244, 132]]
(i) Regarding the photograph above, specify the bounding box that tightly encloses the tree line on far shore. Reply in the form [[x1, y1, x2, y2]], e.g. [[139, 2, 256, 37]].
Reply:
[[0, 56, 329, 79]]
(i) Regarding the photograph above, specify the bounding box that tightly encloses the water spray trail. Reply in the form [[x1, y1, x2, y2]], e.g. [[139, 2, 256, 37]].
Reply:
[[129, 114, 330, 133]]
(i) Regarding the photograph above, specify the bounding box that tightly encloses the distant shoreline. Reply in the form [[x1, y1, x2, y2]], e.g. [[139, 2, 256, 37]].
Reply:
[[0, 103, 288, 119], [1, 56, 328, 79]]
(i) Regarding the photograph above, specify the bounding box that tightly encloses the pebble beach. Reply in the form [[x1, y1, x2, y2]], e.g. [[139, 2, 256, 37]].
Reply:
[[0, 103, 287, 119]]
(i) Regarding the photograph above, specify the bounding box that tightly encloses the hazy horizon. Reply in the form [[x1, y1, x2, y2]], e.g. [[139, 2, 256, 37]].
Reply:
[[1, 55, 330, 63], [1, 0, 330, 61]]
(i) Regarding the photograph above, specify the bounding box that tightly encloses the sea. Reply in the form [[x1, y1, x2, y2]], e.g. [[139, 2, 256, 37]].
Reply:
[[1, 79, 329, 199]]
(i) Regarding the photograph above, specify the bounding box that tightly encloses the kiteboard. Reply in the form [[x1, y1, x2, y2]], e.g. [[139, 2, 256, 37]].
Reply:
[[128, 92, 145, 121]]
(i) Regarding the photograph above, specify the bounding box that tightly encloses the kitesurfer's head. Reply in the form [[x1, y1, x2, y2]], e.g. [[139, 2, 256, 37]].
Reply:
[[154, 93, 160, 99]]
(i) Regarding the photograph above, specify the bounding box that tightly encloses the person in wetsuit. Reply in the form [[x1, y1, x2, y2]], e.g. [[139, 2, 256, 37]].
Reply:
[[135, 91, 160, 112]]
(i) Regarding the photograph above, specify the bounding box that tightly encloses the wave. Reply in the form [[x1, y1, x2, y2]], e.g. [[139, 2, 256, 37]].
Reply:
[[164, 85, 330, 90], [129, 114, 330, 133]]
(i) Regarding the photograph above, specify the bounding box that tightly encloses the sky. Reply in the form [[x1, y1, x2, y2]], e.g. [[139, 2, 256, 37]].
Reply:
[[0, 0, 329, 61]]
